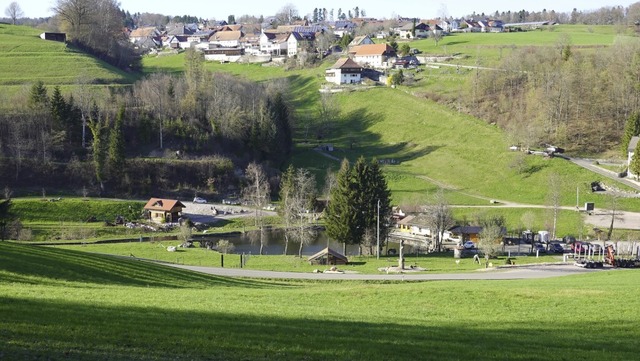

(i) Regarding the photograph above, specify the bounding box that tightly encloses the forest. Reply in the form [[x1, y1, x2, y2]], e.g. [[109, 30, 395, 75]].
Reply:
[[461, 35, 640, 154], [0, 48, 293, 197]]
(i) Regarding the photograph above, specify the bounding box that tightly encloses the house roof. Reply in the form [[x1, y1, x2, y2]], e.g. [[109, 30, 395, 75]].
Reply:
[[144, 198, 185, 212], [308, 247, 348, 263], [349, 35, 371, 47], [330, 57, 363, 70], [396, 215, 416, 226], [353, 43, 395, 56], [130, 27, 159, 38], [629, 136, 640, 152], [211, 30, 243, 42], [448, 226, 483, 235]]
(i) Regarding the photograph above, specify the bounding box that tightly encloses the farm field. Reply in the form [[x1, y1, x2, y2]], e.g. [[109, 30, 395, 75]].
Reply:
[[1, 242, 639, 361]]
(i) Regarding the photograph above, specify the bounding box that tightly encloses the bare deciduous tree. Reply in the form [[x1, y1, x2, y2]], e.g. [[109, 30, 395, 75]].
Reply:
[[5, 2, 24, 25], [423, 188, 455, 252], [478, 223, 504, 258], [243, 162, 270, 255], [546, 172, 562, 240]]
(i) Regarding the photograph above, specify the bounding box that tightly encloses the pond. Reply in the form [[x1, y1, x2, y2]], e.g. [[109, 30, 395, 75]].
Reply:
[[194, 228, 424, 256]]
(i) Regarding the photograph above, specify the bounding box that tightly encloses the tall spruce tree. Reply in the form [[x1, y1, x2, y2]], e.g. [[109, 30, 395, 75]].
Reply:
[[325, 157, 391, 253], [49, 86, 67, 131], [325, 159, 360, 252], [107, 105, 126, 180]]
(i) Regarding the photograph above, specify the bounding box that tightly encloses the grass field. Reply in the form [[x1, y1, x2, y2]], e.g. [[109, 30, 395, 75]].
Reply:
[[1, 242, 639, 361]]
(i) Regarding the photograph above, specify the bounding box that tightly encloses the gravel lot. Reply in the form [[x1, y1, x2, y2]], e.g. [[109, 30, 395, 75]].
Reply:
[[181, 201, 277, 224]]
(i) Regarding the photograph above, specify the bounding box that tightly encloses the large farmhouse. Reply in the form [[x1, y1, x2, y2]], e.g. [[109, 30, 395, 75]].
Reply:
[[325, 57, 363, 84]]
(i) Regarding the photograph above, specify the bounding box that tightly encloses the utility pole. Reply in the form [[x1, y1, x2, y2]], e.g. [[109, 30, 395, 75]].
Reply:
[[376, 199, 380, 260]]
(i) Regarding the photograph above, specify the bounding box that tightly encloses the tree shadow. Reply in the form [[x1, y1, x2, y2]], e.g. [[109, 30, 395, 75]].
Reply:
[[520, 163, 548, 178], [0, 243, 284, 289], [328, 107, 441, 164], [0, 295, 636, 361]]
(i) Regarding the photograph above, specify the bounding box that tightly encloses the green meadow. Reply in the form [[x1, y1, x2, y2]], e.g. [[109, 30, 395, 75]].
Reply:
[[1, 242, 639, 361]]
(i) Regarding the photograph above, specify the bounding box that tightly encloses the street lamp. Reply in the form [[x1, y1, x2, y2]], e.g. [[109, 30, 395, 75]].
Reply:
[[377, 199, 380, 260]]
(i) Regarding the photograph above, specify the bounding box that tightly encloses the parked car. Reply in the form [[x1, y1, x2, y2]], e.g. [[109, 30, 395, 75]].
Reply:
[[193, 197, 207, 204], [571, 241, 588, 253], [222, 198, 241, 205], [533, 243, 546, 253], [548, 243, 565, 254], [463, 241, 475, 249]]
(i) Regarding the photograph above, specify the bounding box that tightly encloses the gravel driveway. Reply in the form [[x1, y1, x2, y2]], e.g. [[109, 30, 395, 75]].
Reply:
[[181, 201, 277, 224]]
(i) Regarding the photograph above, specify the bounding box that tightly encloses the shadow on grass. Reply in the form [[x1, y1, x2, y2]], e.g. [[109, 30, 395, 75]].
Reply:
[[0, 243, 280, 289], [0, 295, 636, 361], [521, 163, 548, 178], [332, 108, 441, 164]]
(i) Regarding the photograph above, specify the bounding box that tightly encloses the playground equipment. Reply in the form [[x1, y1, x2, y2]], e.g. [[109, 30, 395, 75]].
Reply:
[[572, 243, 639, 269], [604, 245, 640, 268]]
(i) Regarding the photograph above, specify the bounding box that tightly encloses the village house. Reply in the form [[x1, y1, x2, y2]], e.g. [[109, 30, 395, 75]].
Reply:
[[144, 198, 185, 224], [352, 43, 396, 68], [209, 30, 244, 47], [287, 32, 315, 57], [348, 35, 374, 48], [395, 215, 432, 237], [259, 30, 289, 56], [444, 226, 483, 243], [397, 22, 430, 39], [129, 27, 161, 44], [325, 57, 363, 85], [332, 20, 356, 37]]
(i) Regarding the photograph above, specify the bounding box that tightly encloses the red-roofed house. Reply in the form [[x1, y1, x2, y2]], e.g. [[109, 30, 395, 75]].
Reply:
[[352, 44, 396, 68], [325, 57, 363, 84], [144, 198, 185, 223]]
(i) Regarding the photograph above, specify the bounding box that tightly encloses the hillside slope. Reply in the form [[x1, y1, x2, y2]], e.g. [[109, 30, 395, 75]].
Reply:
[[0, 25, 137, 97]]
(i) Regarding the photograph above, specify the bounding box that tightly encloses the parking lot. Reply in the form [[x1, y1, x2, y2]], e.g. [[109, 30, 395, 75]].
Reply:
[[181, 201, 277, 224]]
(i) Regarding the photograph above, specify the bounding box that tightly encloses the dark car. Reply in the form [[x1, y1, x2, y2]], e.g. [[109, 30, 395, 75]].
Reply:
[[533, 243, 546, 253], [548, 243, 565, 254]]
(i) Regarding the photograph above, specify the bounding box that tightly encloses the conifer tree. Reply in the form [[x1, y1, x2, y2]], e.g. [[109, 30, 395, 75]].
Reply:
[[325, 159, 359, 252], [630, 139, 640, 180], [107, 105, 126, 180], [621, 112, 640, 156]]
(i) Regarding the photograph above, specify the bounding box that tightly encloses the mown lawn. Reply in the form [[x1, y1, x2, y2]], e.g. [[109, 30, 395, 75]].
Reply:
[[1, 242, 638, 361]]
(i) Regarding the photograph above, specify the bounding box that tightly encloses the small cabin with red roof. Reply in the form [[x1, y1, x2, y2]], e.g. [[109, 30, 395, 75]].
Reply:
[[144, 198, 185, 223]]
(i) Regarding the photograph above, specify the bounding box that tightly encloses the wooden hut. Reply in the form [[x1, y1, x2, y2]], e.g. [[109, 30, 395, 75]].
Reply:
[[144, 198, 185, 223], [308, 247, 348, 265]]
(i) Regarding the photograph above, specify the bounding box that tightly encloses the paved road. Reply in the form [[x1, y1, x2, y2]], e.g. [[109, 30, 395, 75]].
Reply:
[[164, 263, 606, 281], [566, 156, 640, 192]]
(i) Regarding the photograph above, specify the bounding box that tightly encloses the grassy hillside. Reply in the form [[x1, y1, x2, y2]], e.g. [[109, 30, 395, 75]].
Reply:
[[1, 242, 639, 360], [0, 24, 137, 99], [408, 25, 634, 65]]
